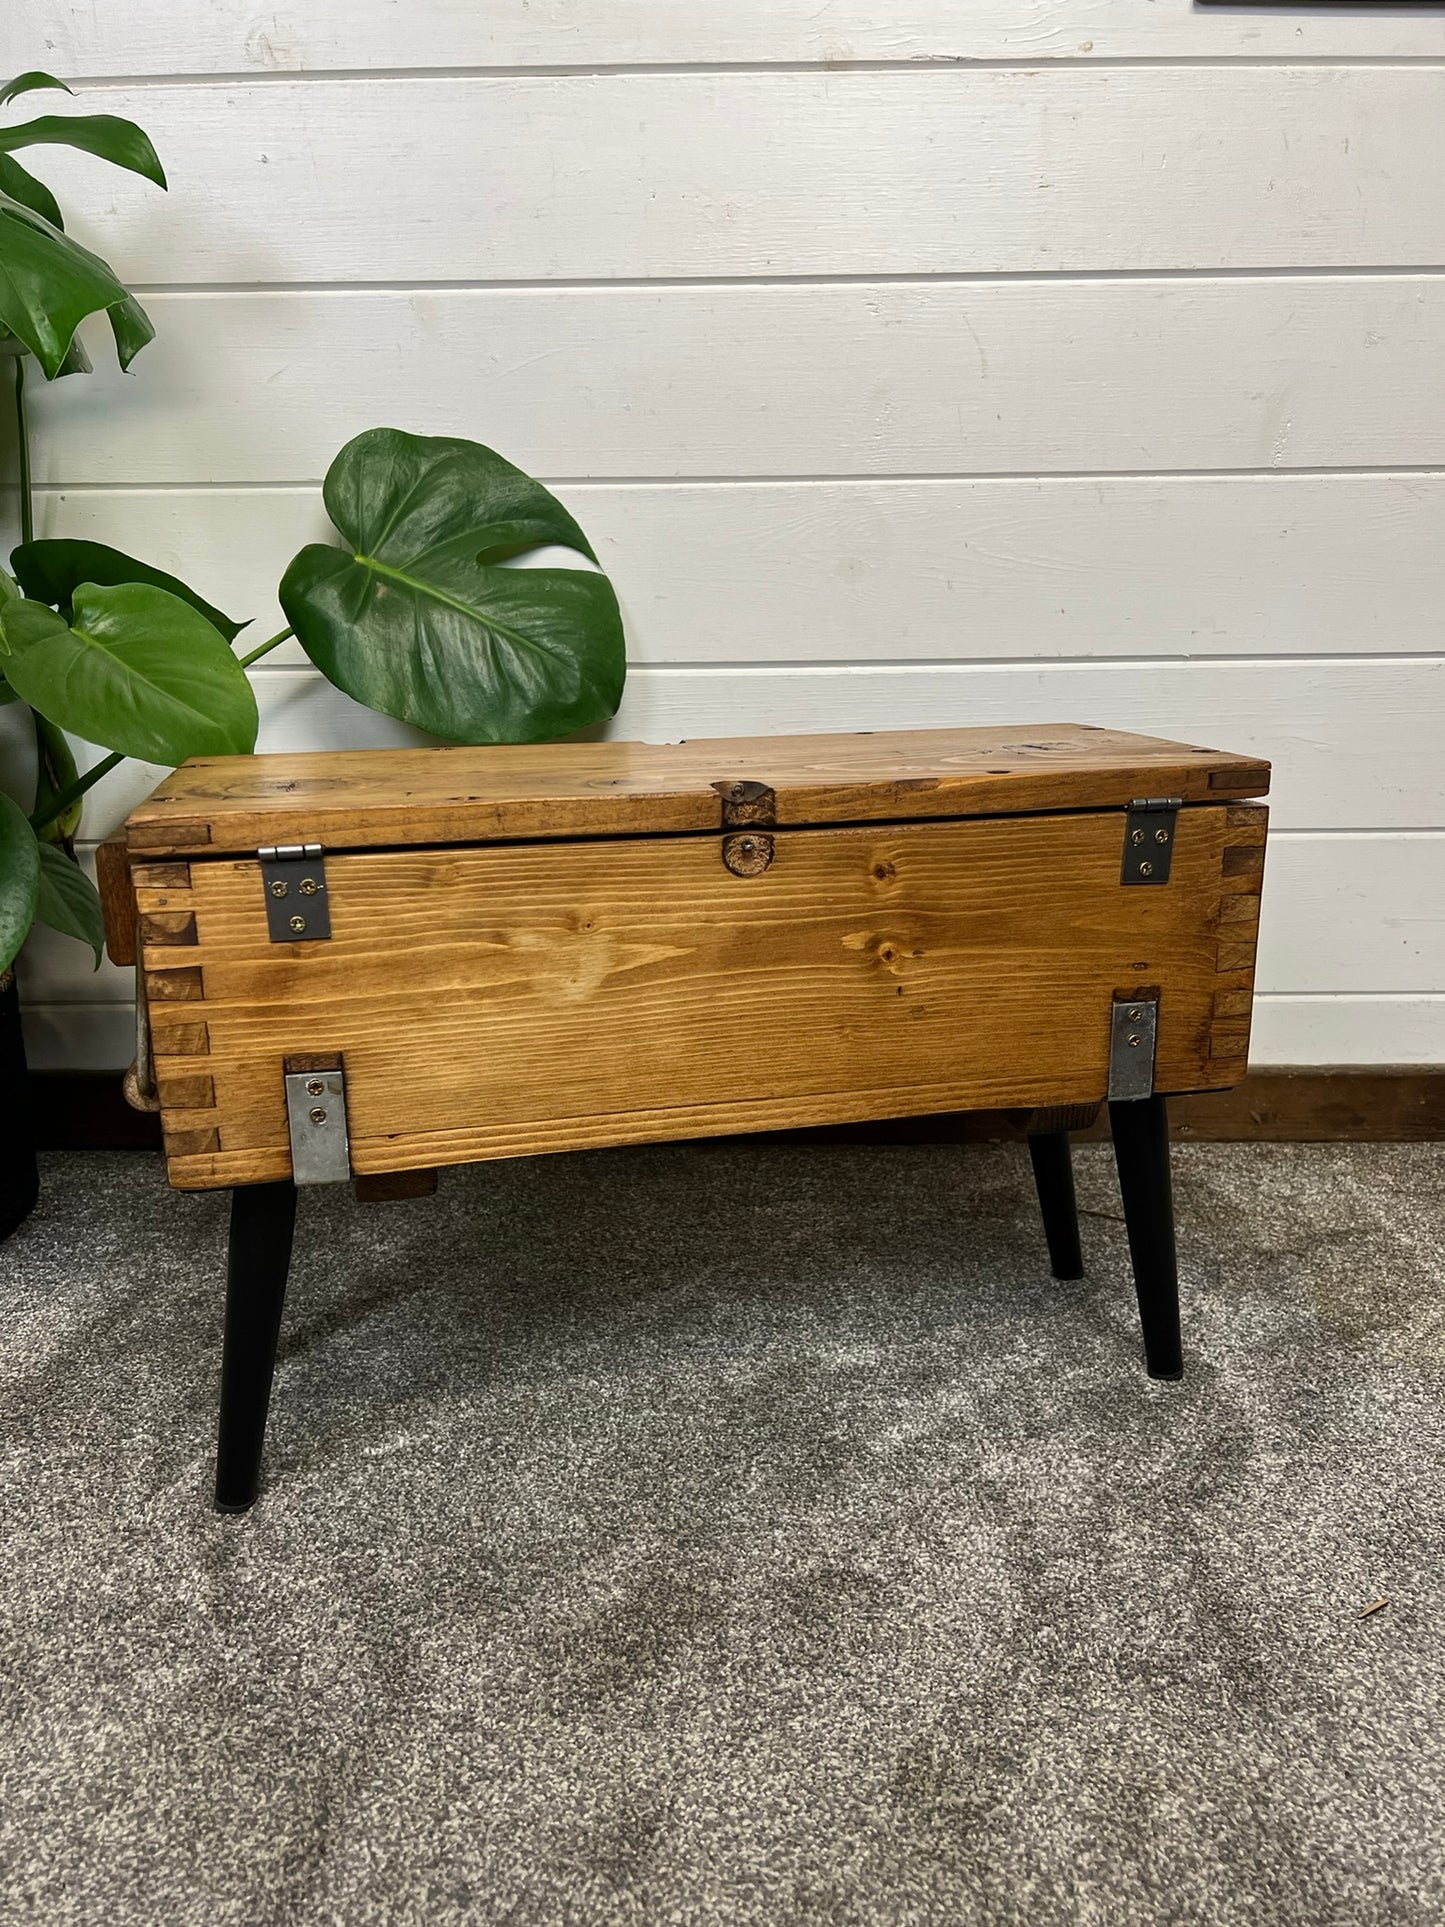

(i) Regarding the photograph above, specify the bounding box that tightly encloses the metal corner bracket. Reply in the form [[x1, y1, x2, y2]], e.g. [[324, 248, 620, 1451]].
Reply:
[[284, 1063, 351, 1183], [1108, 993, 1159, 1102]]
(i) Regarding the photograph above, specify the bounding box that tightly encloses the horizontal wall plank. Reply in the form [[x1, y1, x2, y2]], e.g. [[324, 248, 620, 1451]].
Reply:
[[1249, 998, 1445, 1068], [25, 476, 1445, 665], [23, 996, 1445, 1076], [25, 278, 1445, 486], [28, 1, 1445, 74], [35, 70, 1445, 286], [3, 658, 1438, 842], [1255, 835, 1445, 997], [13, 828, 1443, 1007]]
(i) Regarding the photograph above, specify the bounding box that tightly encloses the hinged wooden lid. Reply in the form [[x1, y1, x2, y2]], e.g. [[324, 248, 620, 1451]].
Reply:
[[124, 725, 1270, 856]]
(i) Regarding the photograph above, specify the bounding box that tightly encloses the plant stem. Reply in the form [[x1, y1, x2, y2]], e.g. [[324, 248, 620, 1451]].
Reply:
[[238, 624, 294, 668], [29, 750, 123, 836], [12, 353, 34, 548]]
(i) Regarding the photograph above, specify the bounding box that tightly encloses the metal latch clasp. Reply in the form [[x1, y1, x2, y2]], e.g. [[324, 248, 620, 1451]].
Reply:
[[1121, 799, 1181, 886], [713, 778, 778, 874], [259, 843, 331, 941]]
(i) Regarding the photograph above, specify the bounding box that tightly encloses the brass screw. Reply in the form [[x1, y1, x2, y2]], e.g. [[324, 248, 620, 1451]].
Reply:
[[289, 914, 307, 933], [1130, 829, 1145, 847], [1128, 1034, 1142, 1048], [1155, 828, 1170, 845], [1138, 860, 1154, 878], [1126, 1007, 1144, 1021], [299, 877, 319, 895], [309, 1107, 327, 1125], [269, 879, 288, 898], [305, 1079, 324, 1097]]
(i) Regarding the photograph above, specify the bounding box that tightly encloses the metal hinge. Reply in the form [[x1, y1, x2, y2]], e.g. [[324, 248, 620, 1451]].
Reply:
[[284, 1060, 351, 1183], [1121, 798, 1181, 886], [1108, 992, 1159, 1102], [259, 843, 331, 941]]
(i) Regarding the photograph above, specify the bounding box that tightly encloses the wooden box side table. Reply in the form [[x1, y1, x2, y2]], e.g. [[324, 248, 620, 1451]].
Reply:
[[105, 725, 1270, 1508]]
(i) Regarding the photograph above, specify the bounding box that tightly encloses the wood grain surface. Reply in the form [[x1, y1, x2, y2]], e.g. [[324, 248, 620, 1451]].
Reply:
[[125, 726, 1269, 857], [94, 833, 137, 969], [136, 803, 1256, 1188]]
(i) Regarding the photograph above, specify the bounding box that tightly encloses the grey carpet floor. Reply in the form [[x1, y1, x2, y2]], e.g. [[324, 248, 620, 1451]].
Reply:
[[2, 1141, 1443, 1927]]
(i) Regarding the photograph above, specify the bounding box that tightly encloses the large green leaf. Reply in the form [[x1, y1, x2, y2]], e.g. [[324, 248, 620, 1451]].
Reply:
[[0, 153, 62, 229], [0, 80, 164, 377], [13, 539, 247, 640], [0, 584, 258, 763], [0, 190, 127, 377], [0, 790, 40, 972], [0, 113, 166, 190], [57, 332, 91, 376], [106, 291, 153, 369], [35, 842, 102, 965], [280, 429, 625, 743], [6, 327, 92, 374], [1, 74, 73, 110]]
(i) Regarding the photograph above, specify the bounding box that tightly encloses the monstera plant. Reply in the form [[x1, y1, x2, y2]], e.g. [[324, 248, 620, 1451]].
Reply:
[[276, 429, 623, 742], [0, 70, 625, 1235]]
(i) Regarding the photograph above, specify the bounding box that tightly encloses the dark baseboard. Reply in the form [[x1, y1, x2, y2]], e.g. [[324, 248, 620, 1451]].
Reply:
[[1108, 1070, 1445, 1145], [30, 1066, 1445, 1153], [32, 1072, 163, 1151]]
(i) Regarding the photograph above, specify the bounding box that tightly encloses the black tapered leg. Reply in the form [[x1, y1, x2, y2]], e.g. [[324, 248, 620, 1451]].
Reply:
[[1108, 1095, 1183, 1380], [215, 1179, 297, 1512], [1027, 1130, 1084, 1280]]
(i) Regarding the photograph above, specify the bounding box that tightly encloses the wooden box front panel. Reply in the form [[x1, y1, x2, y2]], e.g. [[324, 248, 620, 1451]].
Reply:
[[138, 803, 1265, 1189]]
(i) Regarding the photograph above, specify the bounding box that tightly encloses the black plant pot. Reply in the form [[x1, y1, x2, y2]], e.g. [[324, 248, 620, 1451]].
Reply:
[[0, 967, 40, 1241]]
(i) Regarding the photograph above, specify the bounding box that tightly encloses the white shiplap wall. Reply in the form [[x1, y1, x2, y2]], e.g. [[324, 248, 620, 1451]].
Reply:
[[6, 2, 1445, 1068]]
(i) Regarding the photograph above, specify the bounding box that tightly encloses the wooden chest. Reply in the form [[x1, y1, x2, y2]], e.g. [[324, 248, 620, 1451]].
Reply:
[[115, 724, 1267, 1189], [105, 724, 1269, 1506]]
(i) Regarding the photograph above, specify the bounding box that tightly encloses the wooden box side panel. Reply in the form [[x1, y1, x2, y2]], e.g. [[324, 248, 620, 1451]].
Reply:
[[138, 807, 1251, 1189], [96, 831, 139, 967]]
